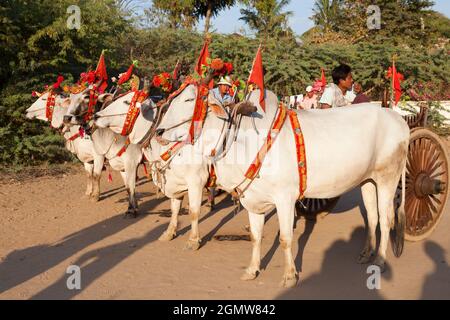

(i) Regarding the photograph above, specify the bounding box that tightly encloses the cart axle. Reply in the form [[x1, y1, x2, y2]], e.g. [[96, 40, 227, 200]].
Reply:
[[415, 173, 445, 197]]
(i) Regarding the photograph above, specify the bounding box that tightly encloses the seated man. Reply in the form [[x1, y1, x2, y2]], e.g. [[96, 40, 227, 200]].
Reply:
[[352, 82, 371, 104], [300, 85, 318, 110], [210, 76, 234, 107], [320, 64, 355, 109]]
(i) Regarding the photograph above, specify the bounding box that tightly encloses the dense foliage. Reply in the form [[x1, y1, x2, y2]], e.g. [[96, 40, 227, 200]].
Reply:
[[0, 0, 449, 167]]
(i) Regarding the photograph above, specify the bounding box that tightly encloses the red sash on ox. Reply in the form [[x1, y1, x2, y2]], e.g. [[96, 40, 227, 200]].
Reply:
[[121, 90, 148, 136], [245, 102, 287, 179], [46, 91, 56, 122], [244, 103, 308, 199], [84, 87, 99, 122], [160, 82, 209, 161], [288, 110, 307, 199]]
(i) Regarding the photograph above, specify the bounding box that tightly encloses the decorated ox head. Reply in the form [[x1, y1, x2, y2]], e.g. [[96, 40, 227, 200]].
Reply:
[[63, 89, 91, 126], [26, 90, 70, 126], [155, 84, 257, 143], [94, 92, 156, 144], [155, 84, 197, 142]]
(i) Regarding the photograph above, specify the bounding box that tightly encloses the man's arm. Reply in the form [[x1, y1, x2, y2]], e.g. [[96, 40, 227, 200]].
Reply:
[[319, 88, 333, 109]]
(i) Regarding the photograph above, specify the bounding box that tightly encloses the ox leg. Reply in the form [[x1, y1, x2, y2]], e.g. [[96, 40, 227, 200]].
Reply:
[[159, 198, 183, 241], [276, 198, 298, 288], [184, 183, 203, 251], [83, 162, 94, 197], [125, 161, 139, 218], [358, 181, 378, 264], [374, 182, 397, 273], [91, 155, 105, 202], [207, 187, 215, 210], [241, 211, 265, 281], [120, 171, 127, 188]]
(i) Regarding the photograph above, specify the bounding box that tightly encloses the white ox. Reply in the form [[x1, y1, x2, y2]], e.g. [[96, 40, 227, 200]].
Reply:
[[64, 90, 144, 217], [94, 92, 210, 249], [155, 85, 410, 287], [26, 92, 106, 200]]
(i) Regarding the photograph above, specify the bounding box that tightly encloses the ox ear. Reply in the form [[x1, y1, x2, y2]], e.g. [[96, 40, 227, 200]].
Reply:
[[209, 103, 228, 119], [61, 98, 71, 109], [98, 93, 113, 104], [98, 93, 114, 110]]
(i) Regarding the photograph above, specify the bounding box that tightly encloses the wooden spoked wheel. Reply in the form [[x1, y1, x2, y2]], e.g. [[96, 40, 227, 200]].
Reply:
[[296, 197, 340, 220], [396, 128, 449, 242]]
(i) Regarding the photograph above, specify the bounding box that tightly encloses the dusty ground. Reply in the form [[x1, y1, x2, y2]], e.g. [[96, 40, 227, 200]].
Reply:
[[0, 140, 449, 300]]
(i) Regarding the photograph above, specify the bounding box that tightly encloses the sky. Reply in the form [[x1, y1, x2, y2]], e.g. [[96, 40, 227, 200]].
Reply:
[[192, 0, 450, 35]]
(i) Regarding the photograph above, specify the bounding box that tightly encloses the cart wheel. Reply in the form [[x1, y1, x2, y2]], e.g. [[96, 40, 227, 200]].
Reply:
[[296, 197, 340, 220], [396, 129, 449, 242]]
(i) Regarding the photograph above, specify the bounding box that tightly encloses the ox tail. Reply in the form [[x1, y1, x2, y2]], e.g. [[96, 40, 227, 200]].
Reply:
[[393, 162, 406, 258]]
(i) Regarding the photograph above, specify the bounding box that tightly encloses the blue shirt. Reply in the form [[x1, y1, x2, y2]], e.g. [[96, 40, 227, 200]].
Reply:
[[211, 88, 233, 105]]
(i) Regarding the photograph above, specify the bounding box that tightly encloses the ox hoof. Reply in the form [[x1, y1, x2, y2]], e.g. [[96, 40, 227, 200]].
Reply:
[[280, 274, 298, 288], [184, 239, 201, 251], [357, 249, 375, 264], [240, 269, 259, 281], [373, 256, 386, 273], [124, 209, 138, 219], [90, 194, 100, 202], [159, 231, 176, 242]]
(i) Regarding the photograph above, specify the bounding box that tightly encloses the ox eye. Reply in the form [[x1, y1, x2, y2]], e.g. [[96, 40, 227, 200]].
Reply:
[[185, 98, 195, 102]]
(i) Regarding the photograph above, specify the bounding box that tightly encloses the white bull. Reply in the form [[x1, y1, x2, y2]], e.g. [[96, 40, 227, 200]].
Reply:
[[26, 92, 106, 200], [94, 92, 210, 249], [156, 85, 410, 287], [64, 91, 144, 217]]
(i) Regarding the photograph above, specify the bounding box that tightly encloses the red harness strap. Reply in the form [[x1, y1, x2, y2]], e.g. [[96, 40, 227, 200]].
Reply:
[[243, 104, 307, 199], [160, 82, 209, 161], [166, 76, 196, 102], [245, 102, 288, 179], [117, 137, 131, 157], [84, 87, 98, 122], [67, 127, 85, 142], [46, 91, 56, 122], [160, 141, 187, 161], [121, 90, 148, 136], [288, 110, 307, 199], [188, 84, 209, 144]]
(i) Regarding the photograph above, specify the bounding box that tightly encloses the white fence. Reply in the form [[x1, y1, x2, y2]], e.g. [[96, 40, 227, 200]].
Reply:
[[373, 101, 450, 126]]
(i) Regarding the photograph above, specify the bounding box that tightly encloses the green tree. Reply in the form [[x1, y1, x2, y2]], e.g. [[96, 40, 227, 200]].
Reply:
[[194, 0, 237, 34], [146, 0, 197, 29], [148, 0, 237, 33], [239, 0, 293, 40], [0, 0, 131, 166], [312, 0, 342, 32], [308, 0, 444, 47]]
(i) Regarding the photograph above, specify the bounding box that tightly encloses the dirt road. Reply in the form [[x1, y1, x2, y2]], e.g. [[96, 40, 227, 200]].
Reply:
[[0, 161, 449, 300]]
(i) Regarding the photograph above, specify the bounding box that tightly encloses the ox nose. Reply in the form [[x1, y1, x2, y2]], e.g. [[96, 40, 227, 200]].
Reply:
[[156, 129, 165, 136], [63, 115, 72, 124], [93, 113, 100, 121]]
